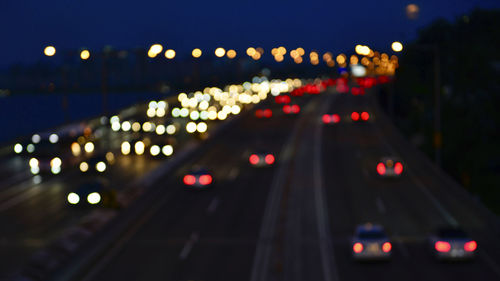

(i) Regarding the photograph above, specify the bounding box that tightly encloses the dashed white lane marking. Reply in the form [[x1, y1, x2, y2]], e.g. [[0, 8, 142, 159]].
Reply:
[[207, 197, 219, 214], [179, 232, 199, 260], [227, 167, 239, 181], [375, 196, 386, 214], [313, 95, 340, 281]]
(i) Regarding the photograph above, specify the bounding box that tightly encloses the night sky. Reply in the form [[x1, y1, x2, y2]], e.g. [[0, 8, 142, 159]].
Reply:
[[1, 0, 499, 68]]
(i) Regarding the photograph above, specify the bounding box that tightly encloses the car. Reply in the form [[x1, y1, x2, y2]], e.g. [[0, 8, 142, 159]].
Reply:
[[429, 227, 477, 261], [322, 113, 341, 124], [350, 111, 371, 122], [78, 153, 113, 173], [283, 104, 300, 115], [255, 108, 273, 118], [66, 179, 118, 208], [351, 223, 392, 261], [376, 157, 404, 177], [183, 168, 213, 189], [248, 151, 275, 167]]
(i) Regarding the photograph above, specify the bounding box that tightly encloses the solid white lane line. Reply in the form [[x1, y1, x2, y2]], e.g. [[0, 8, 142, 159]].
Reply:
[[375, 197, 386, 214], [250, 99, 315, 281], [373, 123, 459, 227], [313, 95, 340, 281], [206, 197, 219, 214], [227, 167, 239, 181], [179, 232, 199, 260]]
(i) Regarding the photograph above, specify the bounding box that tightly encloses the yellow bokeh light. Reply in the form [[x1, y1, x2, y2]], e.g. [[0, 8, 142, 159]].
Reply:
[[44, 46, 56, 57], [336, 54, 346, 64], [275, 55, 284, 62], [391, 41, 403, 52], [296, 47, 305, 56], [80, 49, 90, 60], [252, 52, 261, 60], [192, 48, 202, 58], [246, 47, 256, 57], [215, 47, 226, 57], [165, 49, 176, 59], [227, 49, 236, 59], [150, 44, 163, 55]]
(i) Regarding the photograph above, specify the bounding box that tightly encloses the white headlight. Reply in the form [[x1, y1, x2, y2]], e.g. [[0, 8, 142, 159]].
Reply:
[[87, 192, 101, 204], [80, 162, 89, 172], [29, 158, 39, 168], [51, 165, 61, 174], [150, 145, 160, 156], [14, 143, 23, 154], [50, 157, 62, 167], [49, 134, 59, 143], [96, 161, 107, 172], [162, 145, 173, 156], [67, 193, 80, 204]]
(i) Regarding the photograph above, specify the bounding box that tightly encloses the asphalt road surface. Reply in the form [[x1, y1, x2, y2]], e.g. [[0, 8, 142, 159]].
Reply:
[[72, 88, 500, 281]]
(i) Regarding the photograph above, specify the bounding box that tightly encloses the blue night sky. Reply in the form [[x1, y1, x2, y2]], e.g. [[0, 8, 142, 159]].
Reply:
[[1, 0, 499, 68]]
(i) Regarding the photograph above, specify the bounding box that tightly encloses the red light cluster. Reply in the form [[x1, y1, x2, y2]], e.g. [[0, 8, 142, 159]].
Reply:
[[351, 111, 370, 121], [377, 162, 404, 175], [275, 95, 291, 104], [183, 174, 212, 186], [351, 87, 366, 96], [283, 104, 300, 114], [249, 154, 275, 165], [378, 76, 390, 84], [322, 114, 341, 124], [255, 109, 272, 118], [356, 77, 377, 88]]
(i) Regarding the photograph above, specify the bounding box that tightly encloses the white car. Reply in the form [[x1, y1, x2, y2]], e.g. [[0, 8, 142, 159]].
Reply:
[[429, 228, 477, 261], [376, 157, 404, 178], [351, 224, 392, 261]]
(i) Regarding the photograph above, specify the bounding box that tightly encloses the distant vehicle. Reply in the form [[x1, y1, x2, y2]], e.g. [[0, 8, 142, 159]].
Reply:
[[351, 223, 392, 261], [67, 179, 118, 208], [27, 139, 65, 175], [376, 157, 404, 178], [249, 151, 275, 167], [429, 227, 477, 261], [350, 111, 371, 122], [183, 168, 213, 189], [283, 104, 300, 115], [255, 108, 273, 118], [79, 153, 112, 173], [322, 114, 341, 124]]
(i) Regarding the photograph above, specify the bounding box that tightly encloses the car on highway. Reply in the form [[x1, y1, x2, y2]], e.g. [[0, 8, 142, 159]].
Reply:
[[429, 227, 477, 261], [350, 111, 371, 122], [67, 179, 119, 208], [78, 153, 113, 173], [322, 113, 341, 124], [283, 104, 300, 115], [183, 168, 213, 189], [248, 151, 276, 167], [255, 108, 273, 118], [351, 223, 392, 261], [376, 157, 404, 178]]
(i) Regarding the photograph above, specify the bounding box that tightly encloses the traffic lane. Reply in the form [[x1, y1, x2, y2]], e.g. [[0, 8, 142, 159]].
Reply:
[[0, 154, 163, 279], [323, 94, 500, 280], [85, 100, 301, 281]]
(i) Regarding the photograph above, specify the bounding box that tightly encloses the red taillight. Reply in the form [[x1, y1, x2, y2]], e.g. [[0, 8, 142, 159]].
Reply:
[[377, 162, 386, 175], [464, 241, 477, 252], [435, 241, 451, 252], [322, 114, 331, 124], [183, 175, 196, 185], [394, 162, 403, 175], [263, 109, 272, 118], [199, 175, 212, 185], [332, 114, 340, 123], [361, 112, 369, 121], [291, 104, 300, 113], [249, 154, 260, 165], [265, 154, 275, 165], [351, 112, 360, 121], [283, 105, 291, 114], [255, 110, 263, 118], [382, 242, 392, 253], [353, 242, 363, 253]]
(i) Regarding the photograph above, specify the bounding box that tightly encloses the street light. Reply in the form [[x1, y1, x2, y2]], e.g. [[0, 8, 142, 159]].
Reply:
[[192, 48, 202, 58], [44, 46, 56, 56], [391, 41, 403, 52], [80, 49, 90, 60]]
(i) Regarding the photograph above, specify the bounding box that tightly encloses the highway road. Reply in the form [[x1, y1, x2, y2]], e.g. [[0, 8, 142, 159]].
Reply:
[[67, 85, 500, 281]]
